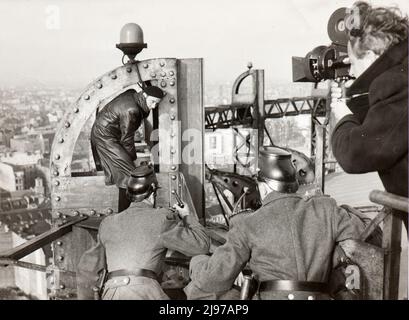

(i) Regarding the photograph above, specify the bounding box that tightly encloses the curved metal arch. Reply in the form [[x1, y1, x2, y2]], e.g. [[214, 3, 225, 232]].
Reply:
[[50, 58, 179, 179], [231, 69, 257, 105]]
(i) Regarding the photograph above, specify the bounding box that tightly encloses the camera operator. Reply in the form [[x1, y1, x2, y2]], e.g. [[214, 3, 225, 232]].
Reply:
[[330, 1, 408, 229]]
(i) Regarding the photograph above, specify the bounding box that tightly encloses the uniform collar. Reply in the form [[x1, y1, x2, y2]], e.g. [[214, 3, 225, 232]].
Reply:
[[128, 200, 153, 209], [261, 190, 299, 206]]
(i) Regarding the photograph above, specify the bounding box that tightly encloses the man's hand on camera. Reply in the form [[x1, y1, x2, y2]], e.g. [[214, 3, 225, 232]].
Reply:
[[173, 202, 190, 218], [330, 81, 352, 122]]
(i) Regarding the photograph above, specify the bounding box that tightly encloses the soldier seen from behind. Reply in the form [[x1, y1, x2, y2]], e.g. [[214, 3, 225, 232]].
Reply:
[[185, 147, 367, 300], [76, 165, 210, 300]]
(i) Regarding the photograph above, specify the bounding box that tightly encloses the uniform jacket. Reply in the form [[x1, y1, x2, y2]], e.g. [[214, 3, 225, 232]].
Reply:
[[185, 191, 366, 298], [91, 90, 150, 189], [76, 201, 210, 299], [331, 38, 408, 198]]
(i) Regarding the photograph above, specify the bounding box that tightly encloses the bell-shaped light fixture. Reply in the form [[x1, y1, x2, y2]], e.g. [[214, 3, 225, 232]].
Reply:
[[116, 23, 147, 63]]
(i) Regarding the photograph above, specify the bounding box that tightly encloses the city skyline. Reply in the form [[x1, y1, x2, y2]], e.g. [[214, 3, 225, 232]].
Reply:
[[0, 0, 408, 89]]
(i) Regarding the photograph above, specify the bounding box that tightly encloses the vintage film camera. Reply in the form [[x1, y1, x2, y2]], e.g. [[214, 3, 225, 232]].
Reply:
[[292, 8, 352, 82]]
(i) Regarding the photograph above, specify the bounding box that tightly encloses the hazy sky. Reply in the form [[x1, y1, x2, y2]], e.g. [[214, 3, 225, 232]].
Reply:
[[0, 0, 408, 88]]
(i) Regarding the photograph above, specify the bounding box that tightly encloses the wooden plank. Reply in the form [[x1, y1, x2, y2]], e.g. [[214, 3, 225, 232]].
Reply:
[[382, 209, 402, 300], [370, 190, 409, 213]]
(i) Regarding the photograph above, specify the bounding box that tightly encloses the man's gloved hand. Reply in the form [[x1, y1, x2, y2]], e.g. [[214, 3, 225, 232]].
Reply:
[[173, 202, 190, 218]]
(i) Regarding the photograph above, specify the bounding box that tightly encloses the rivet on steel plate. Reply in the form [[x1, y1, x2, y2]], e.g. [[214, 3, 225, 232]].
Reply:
[[55, 154, 60, 160], [64, 122, 70, 128], [54, 180, 60, 186], [73, 107, 79, 113], [84, 95, 90, 100], [111, 74, 117, 80]]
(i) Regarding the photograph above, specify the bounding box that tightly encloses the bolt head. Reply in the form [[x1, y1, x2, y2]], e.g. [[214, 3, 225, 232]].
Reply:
[[54, 180, 60, 186], [169, 81, 175, 86], [171, 165, 177, 170], [160, 62, 165, 67], [111, 74, 117, 80], [170, 115, 175, 120], [171, 175, 177, 180], [73, 211, 79, 216], [53, 171, 59, 176], [64, 122, 70, 129], [59, 284, 65, 290], [84, 95, 90, 100], [56, 241, 63, 246], [54, 154, 60, 160], [90, 210, 96, 215], [160, 81, 166, 88], [288, 294, 295, 300], [73, 107, 79, 113], [169, 98, 175, 104], [150, 72, 156, 78], [107, 208, 113, 214], [126, 67, 132, 73], [160, 72, 166, 77], [55, 196, 61, 202], [143, 63, 148, 68], [169, 71, 174, 76]]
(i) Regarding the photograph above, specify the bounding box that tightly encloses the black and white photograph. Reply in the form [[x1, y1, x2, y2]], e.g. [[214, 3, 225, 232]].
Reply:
[[0, 0, 408, 306]]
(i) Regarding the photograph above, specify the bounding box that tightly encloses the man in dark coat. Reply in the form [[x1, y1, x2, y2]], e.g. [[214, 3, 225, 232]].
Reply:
[[185, 148, 366, 300], [91, 86, 164, 211], [76, 165, 210, 300], [330, 2, 408, 228]]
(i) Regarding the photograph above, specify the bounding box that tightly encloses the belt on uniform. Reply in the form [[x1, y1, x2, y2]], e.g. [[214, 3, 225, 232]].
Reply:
[[106, 269, 158, 281], [259, 280, 328, 293]]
